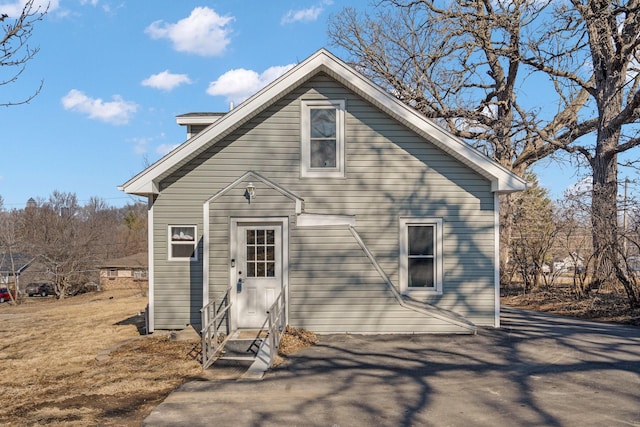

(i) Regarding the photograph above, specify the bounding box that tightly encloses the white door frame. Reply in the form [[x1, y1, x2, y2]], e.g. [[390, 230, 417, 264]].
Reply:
[[229, 217, 289, 331]]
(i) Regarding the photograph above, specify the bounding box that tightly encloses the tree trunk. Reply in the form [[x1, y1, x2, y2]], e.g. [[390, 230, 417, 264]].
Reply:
[[590, 144, 618, 293]]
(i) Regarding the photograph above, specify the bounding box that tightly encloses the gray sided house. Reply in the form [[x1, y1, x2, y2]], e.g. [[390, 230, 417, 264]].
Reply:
[[120, 49, 526, 335]]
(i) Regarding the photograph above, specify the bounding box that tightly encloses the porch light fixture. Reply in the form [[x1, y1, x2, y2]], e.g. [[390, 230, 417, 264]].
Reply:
[[245, 182, 256, 202]]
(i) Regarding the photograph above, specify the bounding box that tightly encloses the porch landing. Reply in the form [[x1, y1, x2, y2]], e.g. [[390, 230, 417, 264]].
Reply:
[[214, 329, 272, 380]]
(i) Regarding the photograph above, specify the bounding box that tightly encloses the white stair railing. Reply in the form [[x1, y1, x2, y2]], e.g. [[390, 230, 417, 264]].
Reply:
[[200, 287, 232, 368], [265, 291, 286, 367]]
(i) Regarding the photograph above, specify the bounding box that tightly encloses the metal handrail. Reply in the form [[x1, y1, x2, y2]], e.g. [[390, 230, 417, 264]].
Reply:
[[200, 287, 232, 368], [265, 290, 286, 367]]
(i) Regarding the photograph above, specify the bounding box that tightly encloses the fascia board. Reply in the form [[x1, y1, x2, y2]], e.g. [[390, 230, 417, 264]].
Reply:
[[176, 114, 225, 125]]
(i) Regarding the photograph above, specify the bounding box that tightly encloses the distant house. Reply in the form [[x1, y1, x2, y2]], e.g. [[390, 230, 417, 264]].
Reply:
[[120, 49, 526, 335], [0, 253, 35, 289], [99, 252, 148, 290]]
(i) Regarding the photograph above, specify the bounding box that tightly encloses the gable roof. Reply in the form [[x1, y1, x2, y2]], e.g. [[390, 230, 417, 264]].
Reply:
[[0, 253, 35, 275], [205, 171, 304, 214], [100, 252, 148, 269], [119, 49, 527, 196]]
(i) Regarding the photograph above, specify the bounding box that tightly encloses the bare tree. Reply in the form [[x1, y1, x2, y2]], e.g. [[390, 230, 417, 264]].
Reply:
[[18, 192, 99, 298], [522, 0, 640, 307], [554, 187, 596, 297], [1, 0, 48, 107], [0, 204, 20, 303], [327, 0, 589, 276], [509, 173, 557, 293]]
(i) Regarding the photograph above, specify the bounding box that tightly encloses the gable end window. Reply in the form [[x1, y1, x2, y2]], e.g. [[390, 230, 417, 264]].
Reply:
[[301, 99, 345, 178], [168, 225, 198, 261], [399, 218, 443, 294]]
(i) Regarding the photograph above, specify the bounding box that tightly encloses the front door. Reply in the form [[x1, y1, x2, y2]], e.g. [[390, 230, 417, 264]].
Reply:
[[235, 223, 282, 328]]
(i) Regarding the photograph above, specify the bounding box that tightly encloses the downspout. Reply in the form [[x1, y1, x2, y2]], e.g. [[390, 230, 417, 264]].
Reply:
[[147, 196, 155, 334], [348, 226, 477, 333], [494, 192, 501, 328], [202, 201, 210, 314]]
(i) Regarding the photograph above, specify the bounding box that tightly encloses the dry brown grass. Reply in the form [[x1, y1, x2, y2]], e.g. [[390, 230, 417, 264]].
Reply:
[[0, 290, 203, 426]]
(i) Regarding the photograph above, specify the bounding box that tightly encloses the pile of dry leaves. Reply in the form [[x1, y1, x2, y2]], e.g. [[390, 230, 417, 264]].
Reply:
[[277, 325, 319, 356], [502, 283, 640, 326]]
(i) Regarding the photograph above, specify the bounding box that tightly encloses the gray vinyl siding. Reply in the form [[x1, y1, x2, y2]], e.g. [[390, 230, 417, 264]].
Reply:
[[151, 72, 496, 332]]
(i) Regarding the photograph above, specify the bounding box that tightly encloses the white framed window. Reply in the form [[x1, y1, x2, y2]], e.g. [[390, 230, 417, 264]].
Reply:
[[301, 99, 345, 178], [168, 225, 198, 261], [133, 269, 147, 280], [399, 218, 443, 294], [107, 269, 117, 278]]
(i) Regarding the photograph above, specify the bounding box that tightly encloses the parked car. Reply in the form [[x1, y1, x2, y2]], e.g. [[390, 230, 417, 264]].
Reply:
[[0, 288, 16, 303], [25, 283, 55, 297]]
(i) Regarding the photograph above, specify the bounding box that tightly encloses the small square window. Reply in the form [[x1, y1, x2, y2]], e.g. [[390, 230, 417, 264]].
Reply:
[[134, 269, 147, 279], [301, 99, 345, 178], [169, 225, 198, 261]]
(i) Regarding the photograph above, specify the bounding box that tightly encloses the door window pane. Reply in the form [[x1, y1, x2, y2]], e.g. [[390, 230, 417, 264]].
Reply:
[[256, 246, 265, 261], [266, 262, 275, 277], [246, 228, 277, 278]]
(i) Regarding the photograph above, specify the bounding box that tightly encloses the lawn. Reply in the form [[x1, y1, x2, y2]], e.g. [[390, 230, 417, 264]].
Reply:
[[0, 290, 204, 426]]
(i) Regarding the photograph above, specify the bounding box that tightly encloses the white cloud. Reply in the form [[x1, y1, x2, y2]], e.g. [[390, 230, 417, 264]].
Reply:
[[281, 6, 323, 24], [2, 0, 59, 17], [145, 7, 234, 57], [156, 143, 180, 156], [206, 64, 295, 104], [281, 1, 332, 25], [141, 70, 192, 91], [128, 136, 151, 155], [61, 89, 138, 125]]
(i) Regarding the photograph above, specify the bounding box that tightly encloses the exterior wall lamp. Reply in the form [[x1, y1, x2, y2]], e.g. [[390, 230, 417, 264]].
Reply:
[[245, 182, 256, 202]]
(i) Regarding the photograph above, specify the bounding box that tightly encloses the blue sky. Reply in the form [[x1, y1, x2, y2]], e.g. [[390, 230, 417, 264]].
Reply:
[[1, 0, 583, 209]]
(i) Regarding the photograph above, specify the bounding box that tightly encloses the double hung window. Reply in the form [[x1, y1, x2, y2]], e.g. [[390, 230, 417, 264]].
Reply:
[[168, 225, 198, 261], [399, 218, 443, 294], [301, 99, 345, 177]]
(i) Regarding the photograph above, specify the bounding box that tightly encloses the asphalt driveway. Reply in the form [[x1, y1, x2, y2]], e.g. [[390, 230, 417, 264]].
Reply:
[[143, 308, 640, 426]]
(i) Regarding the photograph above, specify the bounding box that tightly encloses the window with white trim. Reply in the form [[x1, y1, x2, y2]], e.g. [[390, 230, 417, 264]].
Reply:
[[301, 99, 345, 177], [168, 225, 198, 261], [399, 218, 443, 294], [133, 269, 147, 279]]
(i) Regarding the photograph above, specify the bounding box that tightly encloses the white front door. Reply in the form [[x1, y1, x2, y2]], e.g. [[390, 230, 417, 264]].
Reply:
[[235, 223, 282, 328]]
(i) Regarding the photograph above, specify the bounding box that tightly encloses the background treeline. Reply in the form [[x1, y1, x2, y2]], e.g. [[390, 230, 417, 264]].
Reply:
[[0, 192, 147, 298], [508, 174, 640, 309]]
